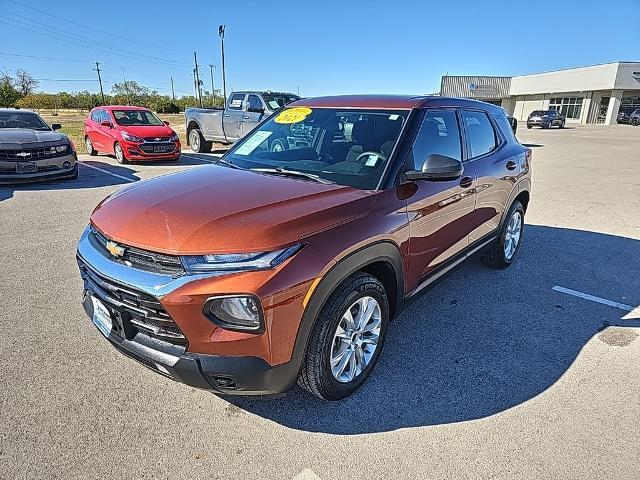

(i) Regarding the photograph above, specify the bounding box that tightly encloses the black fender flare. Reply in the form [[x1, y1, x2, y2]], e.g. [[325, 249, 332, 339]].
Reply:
[[186, 119, 202, 135], [291, 241, 404, 359]]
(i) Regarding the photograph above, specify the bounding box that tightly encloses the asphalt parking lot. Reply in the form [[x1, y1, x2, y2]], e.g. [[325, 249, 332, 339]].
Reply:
[[1, 124, 639, 479]]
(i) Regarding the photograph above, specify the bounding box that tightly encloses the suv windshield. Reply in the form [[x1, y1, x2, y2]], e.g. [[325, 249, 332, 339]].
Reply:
[[224, 107, 407, 190], [112, 109, 163, 126], [0, 111, 50, 130], [262, 94, 301, 111]]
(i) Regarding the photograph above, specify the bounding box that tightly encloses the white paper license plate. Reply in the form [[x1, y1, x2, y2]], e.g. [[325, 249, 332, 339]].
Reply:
[[91, 296, 113, 337], [16, 162, 37, 173]]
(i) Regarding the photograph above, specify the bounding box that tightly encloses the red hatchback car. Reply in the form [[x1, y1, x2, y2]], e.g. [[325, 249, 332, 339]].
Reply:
[[84, 106, 181, 163]]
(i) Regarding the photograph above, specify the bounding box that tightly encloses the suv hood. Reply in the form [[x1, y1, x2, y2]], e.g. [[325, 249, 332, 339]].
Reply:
[[91, 165, 376, 255], [119, 125, 175, 138], [0, 129, 66, 145]]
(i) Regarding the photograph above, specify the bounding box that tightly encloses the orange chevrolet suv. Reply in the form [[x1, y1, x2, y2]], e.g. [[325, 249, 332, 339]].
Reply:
[[77, 95, 531, 400]]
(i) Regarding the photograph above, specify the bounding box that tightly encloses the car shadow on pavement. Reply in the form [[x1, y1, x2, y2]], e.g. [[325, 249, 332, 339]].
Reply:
[[229, 225, 640, 434], [0, 161, 139, 203]]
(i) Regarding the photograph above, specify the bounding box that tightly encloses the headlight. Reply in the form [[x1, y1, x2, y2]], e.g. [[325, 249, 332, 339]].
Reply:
[[181, 245, 301, 274], [204, 295, 264, 332], [49, 144, 68, 154], [121, 132, 143, 143], [169, 133, 179, 142]]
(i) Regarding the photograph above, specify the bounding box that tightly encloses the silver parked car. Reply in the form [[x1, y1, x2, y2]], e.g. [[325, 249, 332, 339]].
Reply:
[[0, 109, 78, 183]]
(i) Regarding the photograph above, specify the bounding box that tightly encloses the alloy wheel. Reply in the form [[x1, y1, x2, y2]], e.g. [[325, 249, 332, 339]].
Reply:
[[85, 137, 93, 154], [115, 144, 124, 163], [330, 296, 381, 383], [504, 210, 522, 260], [189, 131, 200, 151]]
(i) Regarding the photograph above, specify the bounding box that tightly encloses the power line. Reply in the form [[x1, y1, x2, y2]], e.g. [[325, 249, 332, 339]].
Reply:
[[8, 0, 192, 55], [0, 52, 90, 63], [0, 17, 190, 67]]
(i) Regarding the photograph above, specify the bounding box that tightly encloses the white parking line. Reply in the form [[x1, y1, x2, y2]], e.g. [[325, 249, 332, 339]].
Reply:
[[79, 162, 136, 182], [552, 285, 639, 319]]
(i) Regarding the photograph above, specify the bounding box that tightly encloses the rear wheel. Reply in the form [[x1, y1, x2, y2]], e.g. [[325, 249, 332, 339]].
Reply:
[[632, 118, 639, 126], [298, 272, 389, 400], [189, 129, 211, 153], [482, 201, 524, 269], [114, 142, 127, 164], [85, 136, 97, 156]]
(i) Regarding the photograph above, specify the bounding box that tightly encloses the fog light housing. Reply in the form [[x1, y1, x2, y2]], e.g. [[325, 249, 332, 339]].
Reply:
[[63, 161, 71, 169], [204, 295, 264, 333]]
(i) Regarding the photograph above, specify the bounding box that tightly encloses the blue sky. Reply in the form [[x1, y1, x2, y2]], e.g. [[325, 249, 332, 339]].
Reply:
[[1, 0, 638, 98]]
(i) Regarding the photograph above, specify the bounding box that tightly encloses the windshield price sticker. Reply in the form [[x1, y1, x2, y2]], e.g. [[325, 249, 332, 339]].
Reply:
[[234, 131, 274, 155], [274, 107, 312, 124]]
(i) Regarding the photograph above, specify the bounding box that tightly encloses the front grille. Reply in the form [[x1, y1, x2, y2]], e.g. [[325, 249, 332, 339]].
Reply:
[[0, 164, 61, 174], [90, 226, 185, 276], [139, 142, 176, 154], [78, 256, 187, 346], [143, 136, 171, 142], [0, 147, 68, 161]]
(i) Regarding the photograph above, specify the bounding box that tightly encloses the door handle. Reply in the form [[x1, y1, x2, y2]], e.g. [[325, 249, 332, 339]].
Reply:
[[459, 176, 473, 188], [223, 114, 231, 118], [506, 161, 517, 171], [242, 116, 250, 120]]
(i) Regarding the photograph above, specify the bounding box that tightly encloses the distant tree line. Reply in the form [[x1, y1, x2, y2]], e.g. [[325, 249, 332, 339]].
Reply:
[[0, 70, 223, 112]]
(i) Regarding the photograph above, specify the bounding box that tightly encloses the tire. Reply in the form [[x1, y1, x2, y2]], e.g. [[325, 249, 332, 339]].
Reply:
[[559, 121, 565, 129], [298, 272, 389, 401], [69, 164, 79, 181], [114, 142, 127, 164], [527, 125, 532, 129], [482, 201, 525, 269], [632, 118, 639, 126], [189, 129, 210, 153], [85, 136, 97, 156]]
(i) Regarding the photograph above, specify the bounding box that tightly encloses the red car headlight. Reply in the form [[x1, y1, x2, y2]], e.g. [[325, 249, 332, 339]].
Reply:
[[169, 133, 179, 142], [121, 131, 143, 143]]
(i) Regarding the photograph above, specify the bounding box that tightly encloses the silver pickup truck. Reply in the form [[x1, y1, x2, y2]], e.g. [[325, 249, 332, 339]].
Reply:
[[185, 91, 299, 152]]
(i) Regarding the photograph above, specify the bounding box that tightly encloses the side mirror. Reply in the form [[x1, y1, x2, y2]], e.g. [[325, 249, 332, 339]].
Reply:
[[248, 106, 265, 114], [100, 120, 112, 128], [164, 121, 170, 125], [405, 154, 463, 181], [51, 123, 62, 130]]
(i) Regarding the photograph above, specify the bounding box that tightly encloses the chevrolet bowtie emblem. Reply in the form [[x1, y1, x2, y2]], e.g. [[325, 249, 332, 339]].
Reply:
[[155, 137, 161, 141], [16, 152, 30, 157], [106, 241, 125, 258]]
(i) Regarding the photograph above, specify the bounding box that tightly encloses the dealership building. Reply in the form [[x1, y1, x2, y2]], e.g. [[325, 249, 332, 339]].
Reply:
[[440, 61, 640, 125]]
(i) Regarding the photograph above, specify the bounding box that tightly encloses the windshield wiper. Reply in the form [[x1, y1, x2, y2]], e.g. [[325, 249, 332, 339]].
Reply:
[[251, 167, 334, 184], [215, 157, 244, 170]]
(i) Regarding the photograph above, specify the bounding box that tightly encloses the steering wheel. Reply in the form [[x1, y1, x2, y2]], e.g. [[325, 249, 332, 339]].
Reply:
[[354, 151, 387, 166]]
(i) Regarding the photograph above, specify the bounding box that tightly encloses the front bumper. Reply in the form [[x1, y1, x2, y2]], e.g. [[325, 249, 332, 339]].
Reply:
[[75, 226, 321, 395], [81, 292, 301, 394], [0, 152, 78, 184], [123, 141, 181, 161]]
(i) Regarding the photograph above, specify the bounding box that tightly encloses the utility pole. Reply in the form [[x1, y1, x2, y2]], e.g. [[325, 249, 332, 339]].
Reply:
[[170, 76, 175, 102], [209, 64, 216, 106], [194, 51, 203, 108], [192, 68, 199, 103], [93, 61, 105, 105], [218, 25, 227, 107]]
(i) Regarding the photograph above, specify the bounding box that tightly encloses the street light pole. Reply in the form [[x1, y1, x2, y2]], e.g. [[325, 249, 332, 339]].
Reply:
[[218, 25, 227, 108], [209, 64, 216, 106]]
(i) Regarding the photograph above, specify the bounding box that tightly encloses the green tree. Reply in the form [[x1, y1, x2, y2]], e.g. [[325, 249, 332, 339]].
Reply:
[[0, 78, 21, 107]]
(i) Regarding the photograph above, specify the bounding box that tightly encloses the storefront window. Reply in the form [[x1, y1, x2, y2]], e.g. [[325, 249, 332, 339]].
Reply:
[[549, 97, 583, 119]]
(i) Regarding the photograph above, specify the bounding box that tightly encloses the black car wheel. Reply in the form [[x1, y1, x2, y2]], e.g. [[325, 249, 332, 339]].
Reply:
[[298, 272, 389, 400], [632, 118, 639, 126]]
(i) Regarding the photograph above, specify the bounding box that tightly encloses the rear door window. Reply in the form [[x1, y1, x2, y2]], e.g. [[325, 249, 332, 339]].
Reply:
[[461, 110, 497, 158], [229, 94, 245, 110]]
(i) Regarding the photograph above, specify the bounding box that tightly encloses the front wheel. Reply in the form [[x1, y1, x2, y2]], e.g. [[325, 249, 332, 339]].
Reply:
[[114, 142, 127, 164], [482, 201, 524, 269], [559, 121, 565, 129], [298, 272, 389, 400], [632, 118, 639, 126]]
